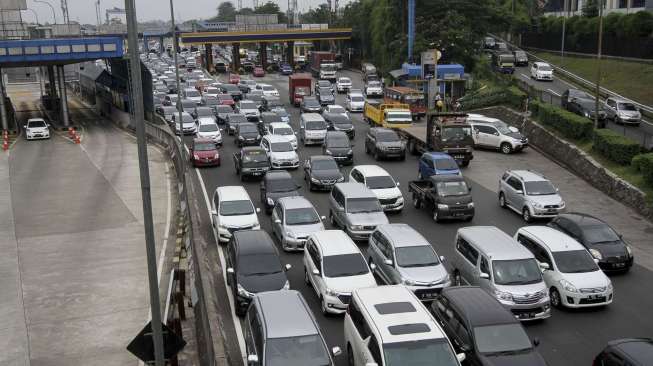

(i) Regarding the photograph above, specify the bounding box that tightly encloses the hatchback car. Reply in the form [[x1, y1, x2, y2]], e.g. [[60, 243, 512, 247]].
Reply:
[[324, 113, 355, 138], [235, 122, 261, 147], [211, 186, 261, 243], [301, 96, 323, 113], [304, 155, 344, 191], [418, 152, 461, 179], [195, 119, 222, 146], [172, 112, 197, 135], [189, 138, 220, 167], [604, 97, 642, 125], [260, 135, 299, 170], [499, 170, 565, 222], [226, 113, 247, 136], [349, 165, 403, 212], [267, 122, 297, 149], [317, 87, 336, 105], [259, 171, 300, 215], [530, 62, 554, 81], [271, 196, 325, 252], [323, 131, 354, 165], [24, 118, 50, 140]]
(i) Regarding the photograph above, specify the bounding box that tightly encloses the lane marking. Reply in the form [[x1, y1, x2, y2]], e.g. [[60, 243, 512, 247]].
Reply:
[[520, 73, 530, 79], [546, 89, 561, 97], [157, 162, 172, 283]]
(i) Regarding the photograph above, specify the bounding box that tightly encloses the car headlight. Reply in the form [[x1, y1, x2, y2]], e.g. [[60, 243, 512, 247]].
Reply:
[[626, 245, 633, 257], [494, 290, 513, 302], [589, 248, 603, 260], [437, 204, 449, 210], [267, 197, 274, 206], [193, 154, 200, 160], [559, 279, 578, 293], [467, 202, 474, 209], [238, 136, 244, 140], [256, 134, 261, 139], [253, 224, 261, 230], [532, 201, 543, 208], [285, 230, 296, 239], [607, 282, 613, 291], [402, 278, 416, 286], [283, 280, 290, 290], [237, 283, 254, 298], [350, 225, 364, 231], [584, 111, 590, 118], [337, 176, 345, 182], [310, 176, 320, 183], [325, 149, 332, 155], [347, 149, 353, 155], [325, 288, 338, 296], [214, 154, 220, 159]]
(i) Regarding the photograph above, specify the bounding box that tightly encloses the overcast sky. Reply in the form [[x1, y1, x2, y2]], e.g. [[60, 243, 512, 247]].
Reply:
[[24, 0, 352, 25]]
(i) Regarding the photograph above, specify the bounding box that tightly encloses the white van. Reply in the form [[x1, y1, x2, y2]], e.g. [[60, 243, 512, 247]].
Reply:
[[299, 113, 328, 146]]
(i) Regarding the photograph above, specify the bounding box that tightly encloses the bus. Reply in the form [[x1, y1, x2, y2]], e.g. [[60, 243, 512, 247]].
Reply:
[[383, 86, 426, 120]]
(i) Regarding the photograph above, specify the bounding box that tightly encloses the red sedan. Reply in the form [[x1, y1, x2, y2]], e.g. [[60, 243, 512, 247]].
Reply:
[[217, 93, 235, 107], [229, 73, 240, 84], [190, 138, 220, 167], [253, 66, 265, 77]]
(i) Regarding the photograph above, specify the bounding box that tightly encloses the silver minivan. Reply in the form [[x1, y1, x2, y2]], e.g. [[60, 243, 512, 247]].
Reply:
[[299, 113, 328, 146], [450, 226, 551, 321], [328, 183, 389, 241]]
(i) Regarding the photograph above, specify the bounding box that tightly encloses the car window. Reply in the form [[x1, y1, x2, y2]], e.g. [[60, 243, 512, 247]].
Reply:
[[368, 336, 382, 364], [456, 237, 479, 265], [480, 256, 490, 276], [248, 309, 263, 354], [351, 169, 362, 183], [421, 157, 434, 169], [506, 177, 523, 191], [348, 300, 369, 339], [273, 204, 283, 221]]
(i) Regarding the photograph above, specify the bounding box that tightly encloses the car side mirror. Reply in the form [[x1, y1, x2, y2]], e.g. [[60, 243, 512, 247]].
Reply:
[[312, 268, 320, 275], [440, 256, 446, 262], [226, 267, 234, 274], [593, 258, 600, 264], [332, 346, 342, 357], [384, 259, 393, 266], [284, 264, 292, 271], [211, 209, 217, 216], [480, 272, 490, 279], [539, 262, 550, 271], [533, 338, 540, 347], [396, 182, 400, 187], [23, 125, 27, 129], [320, 215, 326, 221], [247, 354, 259, 364]]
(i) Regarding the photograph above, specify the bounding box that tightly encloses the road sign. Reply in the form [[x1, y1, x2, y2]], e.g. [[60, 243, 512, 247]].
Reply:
[[126, 321, 186, 363]]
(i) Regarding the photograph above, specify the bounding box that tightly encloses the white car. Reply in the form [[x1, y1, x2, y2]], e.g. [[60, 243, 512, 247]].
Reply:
[[349, 165, 404, 212], [203, 86, 220, 98], [322, 104, 349, 119], [530, 62, 554, 81], [515, 226, 613, 309], [260, 135, 299, 169], [303, 230, 377, 314], [267, 122, 297, 150], [467, 114, 528, 154], [236, 100, 260, 118], [195, 119, 223, 146], [211, 186, 261, 243], [364, 81, 383, 97], [173, 112, 197, 135], [183, 87, 202, 104], [345, 92, 365, 112], [256, 83, 280, 97], [24, 118, 50, 140], [335, 77, 352, 93]]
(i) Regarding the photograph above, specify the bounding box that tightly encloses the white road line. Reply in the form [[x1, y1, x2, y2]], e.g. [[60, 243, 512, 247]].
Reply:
[[157, 162, 172, 283], [520, 73, 530, 79], [546, 89, 561, 97]]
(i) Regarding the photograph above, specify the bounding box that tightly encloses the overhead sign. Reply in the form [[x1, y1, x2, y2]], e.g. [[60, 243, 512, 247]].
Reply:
[[126, 321, 186, 363]]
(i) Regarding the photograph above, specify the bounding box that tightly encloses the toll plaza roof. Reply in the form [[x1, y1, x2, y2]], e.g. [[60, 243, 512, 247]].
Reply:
[[0, 37, 123, 67], [179, 28, 352, 45]]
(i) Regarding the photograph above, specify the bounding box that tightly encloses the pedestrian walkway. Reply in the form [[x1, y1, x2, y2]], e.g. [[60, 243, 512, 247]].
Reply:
[[0, 83, 175, 366]]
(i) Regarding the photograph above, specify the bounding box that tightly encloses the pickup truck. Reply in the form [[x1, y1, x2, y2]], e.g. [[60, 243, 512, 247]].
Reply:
[[409, 175, 474, 222], [233, 146, 271, 181], [363, 101, 413, 129]]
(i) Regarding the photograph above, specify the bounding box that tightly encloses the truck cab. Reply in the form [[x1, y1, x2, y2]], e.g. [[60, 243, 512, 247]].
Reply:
[[364, 101, 413, 128], [492, 51, 516, 74], [427, 112, 474, 167]]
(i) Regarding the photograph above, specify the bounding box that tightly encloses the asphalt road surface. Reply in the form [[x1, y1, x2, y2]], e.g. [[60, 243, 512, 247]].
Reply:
[[184, 67, 653, 366]]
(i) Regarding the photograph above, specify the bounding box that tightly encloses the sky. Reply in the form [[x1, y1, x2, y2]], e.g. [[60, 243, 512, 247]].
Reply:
[[23, 0, 352, 25]]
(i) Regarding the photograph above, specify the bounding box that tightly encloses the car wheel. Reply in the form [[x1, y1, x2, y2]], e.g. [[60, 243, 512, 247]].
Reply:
[[412, 194, 421, 209], [453, 271, 462, 286], [433, 208, 441, 223], [550, 287, 562, 308], [499, 193, 506, 208], [522, 207, 532, 223], [500, 142, 513, 154]]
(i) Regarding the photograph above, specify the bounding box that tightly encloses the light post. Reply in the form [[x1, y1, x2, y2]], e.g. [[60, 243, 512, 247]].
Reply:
[[594, 0, 605, 129], [560, 0, 568, 67], [32, 0, 57, 24], [169, 0, 184, 147]]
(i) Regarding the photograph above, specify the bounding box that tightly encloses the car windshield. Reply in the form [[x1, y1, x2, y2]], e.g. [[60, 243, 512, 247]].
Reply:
[[492, 259, 542, 285], [474, 324, 532, 355], [436, 180, 469, 196], [216, 106, 232, 113], [524, 181, 556, 195], [323, 253, 370, 277], [185, 90, 200, 97], [264, 334, 330, 366], [368, 81, 381, 88], [230, 115, 247, 123], [496, 124, 513, 134], [240, 102, 256, 110], [274, 127, 293, 135], [267, 177, 297, 192], [538, 65, 552, 71], [263, 86, 275, 91], [240, 124, 258, 133], [351, 96, 364, 102], [377, 131, 399, 142], [582, 224, 621, 244], [306, 121, 327, 130], [239, 253, 281, 276], [194, 142, 215, 151], [347, 198, 382, 213], [28, 120, 46, 127], [441, 126, 472, 141], [243, 151, 268, 164], [319, 87, 332, 94], [199, 124, 219, 132], [396, 246, 440, 267], [618, 102, 637, 111], [514, 51, 527, 57], [312, 159, 338, 170], [304, 99, 320, 107], [196, 108, 213, 117], [331, 116, 351, 125], [219, 200, 254, 216], [366, 175, 396, 189], [285, 207, 320, 225], [553, 250, 599, 273], [329, 106, 346, 114], [435, 158, 458, 170], [271, 142, 293, 152], [181, 115, 194, 123], [339, 78, 351, 83], [384, 339, 459, 366], [327, 137, 350, 148], [387, 112, 412, 122]]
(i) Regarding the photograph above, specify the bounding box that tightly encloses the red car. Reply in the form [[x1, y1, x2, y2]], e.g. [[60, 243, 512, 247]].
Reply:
[[229, 73, 240, 84], [217, 93, 235, 107], [190, 138, 220, 167], [253, 67, 265, 77]]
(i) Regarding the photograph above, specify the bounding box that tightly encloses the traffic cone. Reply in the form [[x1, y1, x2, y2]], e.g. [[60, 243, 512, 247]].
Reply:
[[68, 127, 74, 137], [74, 134, 80, 144], [2, 140, 8, 151]]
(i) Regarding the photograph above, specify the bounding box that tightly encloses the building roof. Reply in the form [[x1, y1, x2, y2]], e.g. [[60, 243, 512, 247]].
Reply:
[[256, 290, 319, 339], [442, 286, 518, 327], [457, 226, 532, 260], [312, 230, 359, 256]]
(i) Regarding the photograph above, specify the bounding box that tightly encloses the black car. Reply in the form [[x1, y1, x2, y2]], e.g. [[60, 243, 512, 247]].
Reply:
[[594, 338, 653, 366], [323, 131, 353, 165], [233, 147, 270, 181], [324, 112, 355, 138], [215, 62, 227, 73], [260, 171, 301, 214], [365, 127, 406, 160], [226, 113, 247, 135], [566, 97, 607, 121], [301, 96, 323, 113], [548, 213, 634, 272], [214, 105, 234, 125], [561, 88, 594, 109], [430, 287, 547, 366], [314, 79, 333, 94], [220, 83, 243, 101], [225, 230, 290, 316], [303, 155, 344, 191], [317, 87, 335, 106], [235, 122, 261, 147]]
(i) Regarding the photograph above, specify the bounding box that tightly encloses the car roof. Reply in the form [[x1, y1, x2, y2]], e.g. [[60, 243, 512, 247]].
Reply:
[[533, 61, 550, 66], [326, 131, 348, 139], [216, 185, 250, 201], [423, 151, 454, 160], [508, 170, 548, 182], [311, 230, 359, 256], [302, 113, 325, 122], [193, 137, 215, 144], [265, 170, 292, 181], [442, 286, 518, 327], [353, 165, 391, 177], [27, 118, 46, 122], [269, 122, 291, 129], [354, 286, 448, 344], [458, 226, 533, 260], [608, 97, 632, 103], [256, 290, 319, 339], [197, 118, 216, 125], [608, 338, 653, 364], [335, 182, 377, 198], [310, 155, 334, 162], [519, 226, 585, 252], [558, 212, 606, 227], [377, 224, 430, 248], [263, 134, 290, 143], [278, 196, 314, 210], [233, 230, 275, 255]]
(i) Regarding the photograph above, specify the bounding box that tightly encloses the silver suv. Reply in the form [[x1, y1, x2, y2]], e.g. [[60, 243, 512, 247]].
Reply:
[[328, 183, 389, 241], [498, 170, 565, 222], [467, 114, 528, 154], [367, 224, 450, 301], [271, 197, 325, 252], [604, 97, 642, 126]]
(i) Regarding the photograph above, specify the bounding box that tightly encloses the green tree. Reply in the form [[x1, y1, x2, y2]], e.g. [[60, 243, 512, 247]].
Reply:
[[254, 1, 288, 23], [301, 3, 331, 24], [582, 0, 599, 17], [215, 1, 237, 21]]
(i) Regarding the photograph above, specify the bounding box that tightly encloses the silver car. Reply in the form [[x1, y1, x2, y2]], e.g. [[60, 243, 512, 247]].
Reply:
[[604, 97, 642, 125], [367, 224, 450, 301], [498, 170, 565, 223], [271, 196, 325, 252], [328, 183, 389, 241]]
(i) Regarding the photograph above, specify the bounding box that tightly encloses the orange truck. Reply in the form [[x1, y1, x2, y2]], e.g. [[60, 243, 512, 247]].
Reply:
[[288, 73, 312, 106]]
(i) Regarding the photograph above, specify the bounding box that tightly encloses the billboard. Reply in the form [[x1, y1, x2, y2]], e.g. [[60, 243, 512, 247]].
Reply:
[[0, 0, 27, 10]]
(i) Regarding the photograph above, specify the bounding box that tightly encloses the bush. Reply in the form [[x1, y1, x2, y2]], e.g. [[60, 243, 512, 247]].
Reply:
[[531, 101, 594, 140], [632, 153, 653, 185], [506, 86, 527, 110], [592, 129, 641, 165]]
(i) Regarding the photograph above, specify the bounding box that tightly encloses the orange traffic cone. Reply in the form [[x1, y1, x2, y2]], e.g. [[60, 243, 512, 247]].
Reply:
[[2, 140, 8, 151]]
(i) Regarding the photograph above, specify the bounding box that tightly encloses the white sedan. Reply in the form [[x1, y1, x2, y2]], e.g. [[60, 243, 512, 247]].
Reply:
[[336, 77, 352, 93], [256, 83, 280, 97], [24, 118, 51, 140]]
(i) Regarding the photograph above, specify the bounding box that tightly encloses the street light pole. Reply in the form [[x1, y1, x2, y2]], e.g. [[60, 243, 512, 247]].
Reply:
[[169, 0, 184, 142], [560, 0, 568, 67], [594, 0, 604, 129], [33, 0, 57, 24], [123, 0, 166, 365]]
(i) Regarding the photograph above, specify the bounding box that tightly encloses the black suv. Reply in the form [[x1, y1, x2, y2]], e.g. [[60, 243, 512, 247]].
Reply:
[[365, 127, 406, 161], [303, 155, 344, 191], [225, 230, 291, 316], [324, 112, 355, 138], [430, 287, 547, 366], [260, 171, 301, 214], [323, 131, 353, 165], [235, 122, 261, 147]]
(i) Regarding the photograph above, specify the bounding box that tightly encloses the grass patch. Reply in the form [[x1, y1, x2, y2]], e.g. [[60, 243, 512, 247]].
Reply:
[[531, 51, 653, 106]]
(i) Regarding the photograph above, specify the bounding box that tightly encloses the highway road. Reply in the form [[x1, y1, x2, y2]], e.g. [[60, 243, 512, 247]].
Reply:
[[181, 67, 653, 366]]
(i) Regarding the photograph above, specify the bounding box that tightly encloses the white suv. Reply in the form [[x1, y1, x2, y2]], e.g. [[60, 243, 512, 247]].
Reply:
[[211, 186, 261, 243], [346, 92, 365, 112], [344, 285, 465, 366], [195, 119, 223, 146], [349, 165, 404, 212], [467, 114, 528, 154], [303, 230, 376, 315], [499, 170, 565, 222], [530, 62, 554, 81], [515, 226, 613, 308], [260, 135, 299, 169], [267, 122, 297, 150]]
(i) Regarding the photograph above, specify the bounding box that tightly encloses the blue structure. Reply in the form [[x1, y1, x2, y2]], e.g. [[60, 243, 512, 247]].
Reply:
[[0, 37, 123, 67], [407, 0, 415, 62], [436, 64, 464, 94]]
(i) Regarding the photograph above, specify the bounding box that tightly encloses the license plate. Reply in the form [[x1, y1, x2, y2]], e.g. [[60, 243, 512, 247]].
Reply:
[[454, 155, 465, 159], [547, 209, 557, 213], [252, 172, 261, 176], [519, 313, 535, 319], [614, 263, 625, 268], [587, 295, 602, 300]]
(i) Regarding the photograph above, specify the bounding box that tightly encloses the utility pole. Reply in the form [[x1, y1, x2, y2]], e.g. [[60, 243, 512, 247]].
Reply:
[[123, 0, 165, 365], [594, 0, 604, 129], [169, 0, 184, 142], [561, 0, 568, 67]]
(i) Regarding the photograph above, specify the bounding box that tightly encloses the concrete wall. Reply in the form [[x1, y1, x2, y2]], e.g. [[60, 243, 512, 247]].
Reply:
[[474, 106, 652, 220]]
